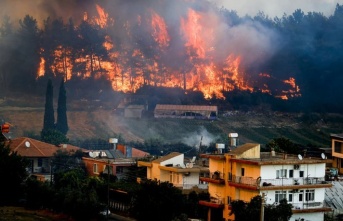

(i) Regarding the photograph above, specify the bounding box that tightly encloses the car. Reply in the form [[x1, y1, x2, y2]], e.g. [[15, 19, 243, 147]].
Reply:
[[99, 208, 111, 216]]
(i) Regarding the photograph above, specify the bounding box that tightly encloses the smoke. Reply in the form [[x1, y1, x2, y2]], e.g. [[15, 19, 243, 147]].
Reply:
[[211, 0, 343, 17], [181, 126, 219, 148]]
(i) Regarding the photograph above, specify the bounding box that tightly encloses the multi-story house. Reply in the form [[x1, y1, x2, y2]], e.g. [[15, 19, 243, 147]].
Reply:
[[137, 152, 209, 192], [331, 133, 343, 174], [199, 143, 332, 221], [83, 143, 149, 179]]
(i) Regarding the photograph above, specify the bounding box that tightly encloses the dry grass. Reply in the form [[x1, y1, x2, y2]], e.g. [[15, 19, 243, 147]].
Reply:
[[0, 207, 73, 221]]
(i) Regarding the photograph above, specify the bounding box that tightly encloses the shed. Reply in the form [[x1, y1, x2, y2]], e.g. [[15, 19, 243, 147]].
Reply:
[[154, 104, 217, 120]]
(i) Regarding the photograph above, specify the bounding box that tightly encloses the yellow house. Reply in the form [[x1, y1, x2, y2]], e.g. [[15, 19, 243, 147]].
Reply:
[[199, 143, 332, 221], [138, 152, 209, 191]]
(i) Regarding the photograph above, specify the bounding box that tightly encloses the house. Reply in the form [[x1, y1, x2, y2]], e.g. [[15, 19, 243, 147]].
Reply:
[[330, 133, 343, 174], [137, 152, 209, 192], [124, 105, 145, 118], [199, 143, 332, 221], [154, 104, 218, 120], [83, 143, 149, 179], [6, 137, 83, 181]]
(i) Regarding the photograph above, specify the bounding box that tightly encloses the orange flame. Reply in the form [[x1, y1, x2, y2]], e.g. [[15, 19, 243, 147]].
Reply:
[[151, 10, 170, 48], [36, 4, 302, 100]]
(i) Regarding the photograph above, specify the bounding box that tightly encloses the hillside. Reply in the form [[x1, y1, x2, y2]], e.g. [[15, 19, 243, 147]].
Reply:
[[1, 97, 343, 148]]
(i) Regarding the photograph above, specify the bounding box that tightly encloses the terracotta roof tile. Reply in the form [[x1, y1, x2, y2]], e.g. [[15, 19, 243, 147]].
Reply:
[[6, 137, 83, 157]]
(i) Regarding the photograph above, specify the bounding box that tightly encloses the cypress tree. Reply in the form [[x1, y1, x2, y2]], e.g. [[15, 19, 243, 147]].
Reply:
[[42, 79, 55, 131], [56, 79, 68, 135]]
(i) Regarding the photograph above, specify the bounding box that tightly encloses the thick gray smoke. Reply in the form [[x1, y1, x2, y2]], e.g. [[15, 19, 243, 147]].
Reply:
[[0, 0, 279, 71], [181, 127, 219, 148], [211, 0, 343, 17]]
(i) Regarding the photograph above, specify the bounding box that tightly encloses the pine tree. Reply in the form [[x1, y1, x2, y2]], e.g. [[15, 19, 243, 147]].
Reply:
[[42, 78, 55, 132], [56, 79, 68, 135]]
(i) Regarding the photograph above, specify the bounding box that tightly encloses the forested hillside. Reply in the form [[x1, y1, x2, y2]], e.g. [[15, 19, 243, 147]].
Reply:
[[0, 1, 343, 112]]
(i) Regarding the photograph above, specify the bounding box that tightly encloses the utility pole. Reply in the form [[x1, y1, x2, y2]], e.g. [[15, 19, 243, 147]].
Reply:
[[107, 160, 110, 220], [260, 192, 266, 221]]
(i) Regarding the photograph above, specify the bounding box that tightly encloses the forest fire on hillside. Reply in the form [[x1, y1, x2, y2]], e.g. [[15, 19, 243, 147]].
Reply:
[[36, 1, 301, 100]]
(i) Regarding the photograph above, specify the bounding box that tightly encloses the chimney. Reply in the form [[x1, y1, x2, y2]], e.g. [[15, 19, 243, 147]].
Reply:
[[109, 138, 118, 150], [228, 133, 238, 148]]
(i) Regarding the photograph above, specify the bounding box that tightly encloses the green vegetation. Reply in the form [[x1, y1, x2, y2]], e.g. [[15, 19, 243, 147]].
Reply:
[[230, 195, 292, 221]]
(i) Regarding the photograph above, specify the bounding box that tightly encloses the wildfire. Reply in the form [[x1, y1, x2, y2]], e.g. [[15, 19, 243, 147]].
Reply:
[[36, 2, 302, 100], [151, 10, 170, 48]]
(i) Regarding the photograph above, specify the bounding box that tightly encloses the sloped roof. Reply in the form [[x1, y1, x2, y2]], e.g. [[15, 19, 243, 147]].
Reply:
[[152, 152, 182, 163], [6, 137, 83, 158], [155, 104, 217, 112], [229, 143, 259, 155], [132, 148, 149, 158]]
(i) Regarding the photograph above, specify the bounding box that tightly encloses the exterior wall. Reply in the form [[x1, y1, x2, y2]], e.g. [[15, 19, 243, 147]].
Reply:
[[160, 154, 184, 166], [260, 163, 326, 185], [237, 145, 260, 158], [151, 162, 162, 180], [332, 137, 343, 174], [182, 172, 202, 189]]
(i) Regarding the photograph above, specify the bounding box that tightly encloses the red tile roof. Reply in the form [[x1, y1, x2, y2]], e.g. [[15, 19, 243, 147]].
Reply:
[[6, 137, 83, 157]]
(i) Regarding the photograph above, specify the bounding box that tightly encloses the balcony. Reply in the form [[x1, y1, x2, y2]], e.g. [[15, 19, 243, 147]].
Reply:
[[199, 171, 225, 185], [199, 196, 225, 209], [291, 201, 332, 213], [228, 175, 331, 190]]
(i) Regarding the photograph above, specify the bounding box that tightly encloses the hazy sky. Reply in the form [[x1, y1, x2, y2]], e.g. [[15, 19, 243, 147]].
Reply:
[[211, 0, 343, 17]]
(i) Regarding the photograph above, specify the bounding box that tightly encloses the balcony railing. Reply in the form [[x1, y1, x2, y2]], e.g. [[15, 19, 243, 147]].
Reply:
[[261, 177, 327, 186], [199, 196, 225, 208], [291, 201, 323, 210], [228, 175, 329, 188]]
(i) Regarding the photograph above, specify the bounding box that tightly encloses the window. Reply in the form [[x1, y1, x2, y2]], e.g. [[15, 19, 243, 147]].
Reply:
[[276, 169, 287, 178], [299, 190, 303, 202], [305, 190, 315, 201], [275, 191, 286, 202], [335, 141, 342, 153], [241, 168, 245, 176], [93, 164, 98, 174], [289, 169, 294, 178], [299, 171, 304, 177], [37, 158, 43, 167], [288, 193, 293, 202]]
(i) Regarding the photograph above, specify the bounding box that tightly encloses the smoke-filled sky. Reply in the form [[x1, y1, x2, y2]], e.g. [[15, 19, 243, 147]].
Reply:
[[1, 0, 343, 25], [212, 0, 343, 17]]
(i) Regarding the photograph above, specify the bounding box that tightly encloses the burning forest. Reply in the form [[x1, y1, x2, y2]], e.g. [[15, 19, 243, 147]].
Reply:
[[0, 0, 343, 111]]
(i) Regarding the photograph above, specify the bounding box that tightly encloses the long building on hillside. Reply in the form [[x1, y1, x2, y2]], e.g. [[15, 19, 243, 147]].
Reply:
[[154, 104, 218, 120]]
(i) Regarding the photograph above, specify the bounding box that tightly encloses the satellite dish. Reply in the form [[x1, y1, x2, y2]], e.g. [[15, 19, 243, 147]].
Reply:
[[25, 141, 30, 148], [186, 163, 190, 168], [321, 153, 326, 159], [298, 154, 303, 160], [89, 152, 96, 158]]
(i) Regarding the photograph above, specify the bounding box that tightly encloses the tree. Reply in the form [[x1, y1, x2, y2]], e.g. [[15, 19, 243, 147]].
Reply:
[[0, 142, 29, 205], [265, 137, 301, 154], [42, 78, 55, 132], [230, 195, 292, 221], [40, 128, 68, 146], [130, 180, 185, 221], [56, 79, 68, 135]]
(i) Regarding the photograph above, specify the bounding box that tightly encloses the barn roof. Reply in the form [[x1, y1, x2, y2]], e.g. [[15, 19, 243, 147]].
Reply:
[[155, 104, 217, 112]]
